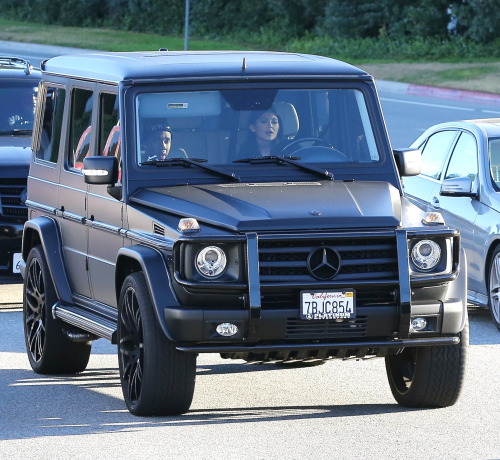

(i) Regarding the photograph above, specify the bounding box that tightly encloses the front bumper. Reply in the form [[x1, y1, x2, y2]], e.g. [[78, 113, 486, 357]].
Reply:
[[165, 297, 464, 347]]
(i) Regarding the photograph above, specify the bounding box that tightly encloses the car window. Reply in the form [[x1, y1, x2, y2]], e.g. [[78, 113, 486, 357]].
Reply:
[[135, 88, 380, 167], [100, 92, 121, 180], [34, 86, 66, 163], [69, 88, 94, 170], [489, 138, 500, 187], [419, 130, 457, 179], [444, 132, 478, 182], [0, 81, 38, 132]]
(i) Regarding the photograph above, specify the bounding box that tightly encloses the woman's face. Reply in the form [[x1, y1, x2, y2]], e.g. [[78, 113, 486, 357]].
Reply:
[[250, 112, 279, 143]]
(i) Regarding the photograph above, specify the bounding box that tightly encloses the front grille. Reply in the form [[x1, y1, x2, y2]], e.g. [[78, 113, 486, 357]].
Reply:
[[0, 179, 27, 218], [286, 316, 367, 339], [259, 235, 398, 283]]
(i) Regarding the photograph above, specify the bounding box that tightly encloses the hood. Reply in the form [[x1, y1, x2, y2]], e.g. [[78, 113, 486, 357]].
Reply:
[[0, 136, 31, 178], [130, 180, 402, 232]]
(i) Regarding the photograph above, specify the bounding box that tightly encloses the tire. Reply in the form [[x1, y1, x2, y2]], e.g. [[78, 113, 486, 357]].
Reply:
[[118, 272, 196, 416], [487, 247, 500, 330], [385, 320, 468, 408], [23, 245, 91, 374]]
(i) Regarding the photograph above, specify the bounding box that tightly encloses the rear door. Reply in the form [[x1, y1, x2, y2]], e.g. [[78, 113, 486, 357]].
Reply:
[[58, 84, 96, 299], [86, 89, 124, 308]]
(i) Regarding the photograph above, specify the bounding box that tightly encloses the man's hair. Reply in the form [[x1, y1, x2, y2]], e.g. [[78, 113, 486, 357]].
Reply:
[[149, 123, 172, 134]]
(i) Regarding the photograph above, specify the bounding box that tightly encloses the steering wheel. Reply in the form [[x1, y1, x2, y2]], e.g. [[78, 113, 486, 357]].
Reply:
[[280, 137, 333, 156]]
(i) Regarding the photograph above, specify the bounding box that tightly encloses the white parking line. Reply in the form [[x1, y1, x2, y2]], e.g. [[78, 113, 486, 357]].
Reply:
[[381, 97, 475, 111]]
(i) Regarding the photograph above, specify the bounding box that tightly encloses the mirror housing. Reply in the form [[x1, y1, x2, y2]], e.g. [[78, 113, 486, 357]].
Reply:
[[440, 176, 478, 197], [83, 156, 118, 185], [393, 148, 421, 177]]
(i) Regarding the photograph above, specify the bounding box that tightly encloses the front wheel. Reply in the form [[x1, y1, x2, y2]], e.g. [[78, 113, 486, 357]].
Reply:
[[23, 245, 91, 374], [487, 247, 500, 330], [118, 272, 197, 416], [385, 321, 468, 408]]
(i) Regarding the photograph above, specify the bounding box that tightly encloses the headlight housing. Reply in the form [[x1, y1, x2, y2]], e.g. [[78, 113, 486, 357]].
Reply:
[[410, 239, 443, 272], [175, 242, 244, 283], [196, 246, 227, 278]]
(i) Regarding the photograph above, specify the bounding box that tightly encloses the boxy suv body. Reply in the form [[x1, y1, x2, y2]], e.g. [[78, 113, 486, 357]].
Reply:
[[21, 51, 467, 416], [0, 57, 40, 273]]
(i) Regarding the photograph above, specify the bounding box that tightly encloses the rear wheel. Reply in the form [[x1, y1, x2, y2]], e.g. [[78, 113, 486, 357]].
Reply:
[[385, 320, 468, 408], [487, 247, 500, 330], [23, 245, 91, 374], [118, 272, 197, 416]]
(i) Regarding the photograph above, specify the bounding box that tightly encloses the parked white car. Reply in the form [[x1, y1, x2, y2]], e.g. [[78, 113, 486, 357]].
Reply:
[[404, 118, 500, 329]]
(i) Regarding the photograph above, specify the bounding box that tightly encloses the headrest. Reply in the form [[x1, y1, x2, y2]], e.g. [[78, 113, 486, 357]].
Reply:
[[274, 101, 299, 139]]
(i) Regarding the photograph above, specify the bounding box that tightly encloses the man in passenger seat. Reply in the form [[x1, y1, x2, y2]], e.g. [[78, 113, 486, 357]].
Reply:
[[142, 123, 188, 161]]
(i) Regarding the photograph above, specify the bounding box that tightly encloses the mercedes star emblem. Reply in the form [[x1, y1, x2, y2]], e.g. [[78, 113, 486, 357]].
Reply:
[[307, 246, 342, 280]]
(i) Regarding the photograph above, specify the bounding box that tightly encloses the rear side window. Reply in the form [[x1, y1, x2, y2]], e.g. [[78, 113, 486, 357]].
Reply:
[[34, 86, 66, 163], [69, 88, 94, 170]]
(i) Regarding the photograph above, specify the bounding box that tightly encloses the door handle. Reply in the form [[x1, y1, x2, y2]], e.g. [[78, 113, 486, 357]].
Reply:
[[431, 196, 440, 209]]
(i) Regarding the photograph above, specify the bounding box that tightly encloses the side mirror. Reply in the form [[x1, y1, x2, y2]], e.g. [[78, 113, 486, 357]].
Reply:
[[82, 156, 118, 185], [393, 148, 421, 177], [440, 176, 477, 198]]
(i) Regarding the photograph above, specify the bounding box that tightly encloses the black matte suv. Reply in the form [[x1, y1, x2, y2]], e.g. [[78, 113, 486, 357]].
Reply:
[[21, 50, 468, 416], [0, 57, 40, 273]]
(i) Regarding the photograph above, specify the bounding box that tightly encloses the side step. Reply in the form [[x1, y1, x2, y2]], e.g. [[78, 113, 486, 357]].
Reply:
[[52, 302, 117, 343]]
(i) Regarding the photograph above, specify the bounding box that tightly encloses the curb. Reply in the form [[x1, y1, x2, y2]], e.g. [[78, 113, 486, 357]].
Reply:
[[377, 79, 500, 105], [407, 84, 500, 105]]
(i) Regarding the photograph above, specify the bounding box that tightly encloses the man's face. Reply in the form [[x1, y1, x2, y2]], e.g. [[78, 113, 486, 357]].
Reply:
[[157, 130, 172, 158]]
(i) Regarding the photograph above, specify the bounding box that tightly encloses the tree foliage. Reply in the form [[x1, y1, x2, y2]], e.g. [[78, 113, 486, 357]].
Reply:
[[1, 0, 499, 45]]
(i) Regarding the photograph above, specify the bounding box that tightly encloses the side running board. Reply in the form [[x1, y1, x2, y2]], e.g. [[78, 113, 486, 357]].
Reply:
[[52, 302, 117, 343]]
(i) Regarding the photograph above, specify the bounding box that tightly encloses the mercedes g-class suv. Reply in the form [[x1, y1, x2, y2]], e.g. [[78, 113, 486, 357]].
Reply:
[[21, 51, 468, 416], [0, 57, 40, 273]]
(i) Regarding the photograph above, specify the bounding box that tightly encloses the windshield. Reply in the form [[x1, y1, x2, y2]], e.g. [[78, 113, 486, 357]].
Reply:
[[135, 88, 381, 168], [0, 81, 38, 133]]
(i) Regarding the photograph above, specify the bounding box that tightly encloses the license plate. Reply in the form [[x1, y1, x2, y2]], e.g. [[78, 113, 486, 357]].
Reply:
[[300, 290, 356, 320], [12, 253, 22, 274]]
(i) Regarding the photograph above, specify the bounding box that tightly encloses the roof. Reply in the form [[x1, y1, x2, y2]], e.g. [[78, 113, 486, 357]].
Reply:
[[436, 118, 500, 138], [41, 50, 370, 84]]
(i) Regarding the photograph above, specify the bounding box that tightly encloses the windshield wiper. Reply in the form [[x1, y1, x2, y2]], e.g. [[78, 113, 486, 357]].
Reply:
[[0, 129, 32, 135], [141, 157, 240, 182], [234, 155, 334, 180]]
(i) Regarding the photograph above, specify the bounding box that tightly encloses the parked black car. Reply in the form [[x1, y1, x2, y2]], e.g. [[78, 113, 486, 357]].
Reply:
[[0, 57, 40, 273], [21, 50, 468, 416]]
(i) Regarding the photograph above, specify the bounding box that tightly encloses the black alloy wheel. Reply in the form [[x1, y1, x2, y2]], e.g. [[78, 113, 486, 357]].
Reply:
[[24, 245, 91, 374], [118, 272, 196, 416]]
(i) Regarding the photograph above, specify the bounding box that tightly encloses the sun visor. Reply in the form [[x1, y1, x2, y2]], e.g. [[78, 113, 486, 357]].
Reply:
[[137, 91, 221, 118]]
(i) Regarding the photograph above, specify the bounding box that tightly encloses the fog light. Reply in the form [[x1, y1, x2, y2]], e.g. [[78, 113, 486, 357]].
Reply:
[[411, 317, 428, 331], [216, 323, 238, 337]]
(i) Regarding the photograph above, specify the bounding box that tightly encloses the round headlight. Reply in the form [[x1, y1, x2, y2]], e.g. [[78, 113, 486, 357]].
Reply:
[[196, 246, 227, 278], [411, 239, 441, 271]]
